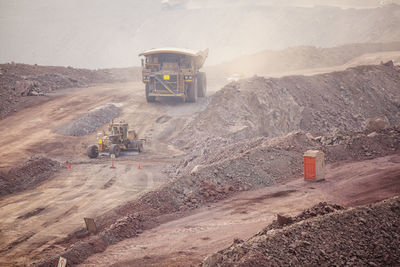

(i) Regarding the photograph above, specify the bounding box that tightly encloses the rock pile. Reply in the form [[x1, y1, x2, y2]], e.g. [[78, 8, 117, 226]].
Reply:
[[0, 156, 61, 198], [168, 62, 400, 178], [55, 103, 121, 136], [202, 197, 400, 266]]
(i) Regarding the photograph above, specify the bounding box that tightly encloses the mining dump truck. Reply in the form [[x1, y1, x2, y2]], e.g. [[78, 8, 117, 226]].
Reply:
[[87, 121, 143, 158], [139, 48, 208, 103]]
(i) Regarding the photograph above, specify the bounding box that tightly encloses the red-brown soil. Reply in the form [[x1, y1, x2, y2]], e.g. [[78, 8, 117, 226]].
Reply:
[[0, 157, 61, 198]]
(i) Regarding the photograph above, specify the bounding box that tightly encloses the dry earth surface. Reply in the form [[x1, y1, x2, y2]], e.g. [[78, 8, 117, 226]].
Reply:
[[0, 47, 399, 266]]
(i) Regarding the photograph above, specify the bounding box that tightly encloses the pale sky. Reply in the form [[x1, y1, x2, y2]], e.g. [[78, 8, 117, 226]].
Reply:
[[1, 0, 399, 68]]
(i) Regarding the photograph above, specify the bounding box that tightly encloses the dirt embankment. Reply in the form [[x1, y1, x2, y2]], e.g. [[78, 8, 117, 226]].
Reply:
[[168, 62, 400, 178], [0, 63, 140, 119], [202, 196, 400, 267], [0, 157, 61, 198], [195, 62, 400, 139]]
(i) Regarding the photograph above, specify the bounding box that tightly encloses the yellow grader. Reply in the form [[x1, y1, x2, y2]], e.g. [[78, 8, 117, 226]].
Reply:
[[87, 121, 143, 158]]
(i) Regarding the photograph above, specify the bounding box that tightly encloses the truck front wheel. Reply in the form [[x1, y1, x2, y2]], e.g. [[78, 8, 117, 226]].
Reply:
[[145, 83, 156, 103]]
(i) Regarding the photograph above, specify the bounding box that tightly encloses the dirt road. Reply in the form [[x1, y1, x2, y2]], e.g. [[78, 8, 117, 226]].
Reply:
[[82, 154, 400, 266], [0, 82, 210, 266]]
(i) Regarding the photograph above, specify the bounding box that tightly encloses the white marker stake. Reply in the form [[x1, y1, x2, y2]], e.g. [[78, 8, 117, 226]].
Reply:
[[110, 154, 116, 168], [57, 256, 67, 267]]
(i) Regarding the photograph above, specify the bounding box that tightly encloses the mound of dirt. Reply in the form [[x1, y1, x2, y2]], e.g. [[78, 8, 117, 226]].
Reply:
[[0, 63, 140, 119], [55, 103, 121, 136], [168, 125, 400, 185], [176, 125, 400, 188], [198, 62, 400, 139], [33, 126, 400, 266], [0, 156, 61, 198], [170, 62, 400, 176], [202, 196, 400, 266], [257, 202, 345, 235]]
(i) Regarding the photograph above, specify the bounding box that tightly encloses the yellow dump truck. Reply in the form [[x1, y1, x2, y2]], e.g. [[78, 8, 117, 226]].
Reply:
[[139, 48, 208, 103]]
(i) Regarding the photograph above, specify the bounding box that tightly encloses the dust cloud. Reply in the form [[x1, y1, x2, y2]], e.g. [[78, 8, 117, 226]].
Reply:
[[1, 0, 400, 68]]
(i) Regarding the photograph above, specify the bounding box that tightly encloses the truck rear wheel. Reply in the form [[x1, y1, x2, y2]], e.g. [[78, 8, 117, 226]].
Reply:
[[87, 145, 99, 158], [110, 144, 121, 157], [197, 72, 207, 97], [187, 78, 198, 102], [146, 83, 156, 103]]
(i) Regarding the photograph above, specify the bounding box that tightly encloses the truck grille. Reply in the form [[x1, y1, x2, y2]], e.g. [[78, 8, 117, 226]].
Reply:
[[155, 74, 178, 91]]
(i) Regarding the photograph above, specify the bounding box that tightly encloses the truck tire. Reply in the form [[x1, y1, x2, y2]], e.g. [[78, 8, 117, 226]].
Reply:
[[146, 83, 156, 103], [187, 78, 198, 102], [110, 144, 121, 157], [197, 72, 207, 97], [87, 145, 99, 158]]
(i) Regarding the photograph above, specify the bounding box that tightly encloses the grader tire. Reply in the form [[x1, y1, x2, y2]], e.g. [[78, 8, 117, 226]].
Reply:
[[110, 144, 121, 157], [87, 145, 99, 158]]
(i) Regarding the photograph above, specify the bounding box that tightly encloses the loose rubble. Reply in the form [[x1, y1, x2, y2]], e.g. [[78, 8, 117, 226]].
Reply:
[[0, 156, 61, 198], [202, 197, 400, 266]]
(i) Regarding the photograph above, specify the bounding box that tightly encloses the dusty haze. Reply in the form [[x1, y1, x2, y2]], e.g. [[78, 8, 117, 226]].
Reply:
[[1, 0, 400, 68]]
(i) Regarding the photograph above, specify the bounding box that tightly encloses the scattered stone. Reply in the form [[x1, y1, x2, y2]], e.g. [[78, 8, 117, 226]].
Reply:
[[202, 197, 400, 266], [277, 214, 293, 226], [365, 117, 388, 132]]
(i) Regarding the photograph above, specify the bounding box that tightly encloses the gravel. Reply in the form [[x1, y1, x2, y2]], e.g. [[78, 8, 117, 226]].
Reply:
[[0, 156, 61, 198], [55, 103, 121, 136], [202, 197, 400, 267]]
